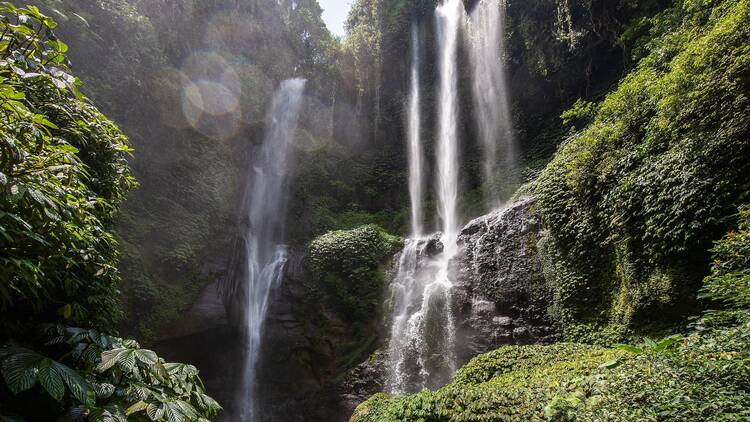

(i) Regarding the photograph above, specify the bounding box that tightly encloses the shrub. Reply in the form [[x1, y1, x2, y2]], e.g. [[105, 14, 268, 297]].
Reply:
[[306, 225, 402, 320], [0, 5, 220, 419]]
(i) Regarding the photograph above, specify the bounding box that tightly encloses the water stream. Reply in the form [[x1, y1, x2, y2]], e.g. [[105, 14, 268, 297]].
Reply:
[[467, 0, 517, 206], [387, 0, 516, 395], [236, 78, 306, 421], [408, 22, 425, 238]]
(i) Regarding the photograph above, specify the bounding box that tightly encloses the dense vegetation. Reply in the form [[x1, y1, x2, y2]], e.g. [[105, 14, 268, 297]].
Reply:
[[536, 0, 750, 339], [0, 5, 219, 420], [301, 226, 402, 377], [352, 205, 750, 421], [307, 225, 402, 321]]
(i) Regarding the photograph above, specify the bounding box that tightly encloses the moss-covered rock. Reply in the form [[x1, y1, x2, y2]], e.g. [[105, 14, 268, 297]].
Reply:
[[351, 343, 623, 421], [351, 202, 750, 422], [255, 226, 402, 421], [307, 225, 403, 320]]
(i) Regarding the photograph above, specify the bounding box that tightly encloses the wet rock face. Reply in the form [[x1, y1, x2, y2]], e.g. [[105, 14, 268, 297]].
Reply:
[[452, 197, 559, 362], [255, 251, 351, 422], [341, 350, 387, 416]]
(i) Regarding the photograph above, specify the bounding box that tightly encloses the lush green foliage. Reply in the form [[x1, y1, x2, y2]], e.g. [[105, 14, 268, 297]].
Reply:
[[0, 5, 219, 420], [351, 344, 623, 421], [351, 206, 750, 421], [535, 0, 750, 336], [307, 225, 402, 319], [1, 327, 220, 421], [351, 1, 750, 420], [0, 2, 135, 330]]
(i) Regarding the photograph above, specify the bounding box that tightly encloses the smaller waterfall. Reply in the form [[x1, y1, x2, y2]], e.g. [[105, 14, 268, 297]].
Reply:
[[386, 238, 457, 393], [387, 240, 425, 393], [407, 22, 425, 237], [235, 78, 306, 421], [467, 0, 517, 206]]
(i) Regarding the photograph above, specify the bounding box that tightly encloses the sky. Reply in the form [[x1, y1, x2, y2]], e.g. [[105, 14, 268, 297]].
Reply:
[[318, 0, 353, 37]]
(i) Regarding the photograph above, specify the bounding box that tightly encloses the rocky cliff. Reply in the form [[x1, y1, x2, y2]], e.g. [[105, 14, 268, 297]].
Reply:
[[452, 197, 558, 363]]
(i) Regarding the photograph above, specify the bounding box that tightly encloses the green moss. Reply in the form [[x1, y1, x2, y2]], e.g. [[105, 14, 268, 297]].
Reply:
[[307, 225, 402, 320], [351, 344, 623, 422]]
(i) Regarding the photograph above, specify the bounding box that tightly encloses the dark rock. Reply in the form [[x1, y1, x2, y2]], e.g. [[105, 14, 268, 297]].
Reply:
[[452, 197, 559, 364], [423, 233, 444, 257], [341, 350, 387, 415]]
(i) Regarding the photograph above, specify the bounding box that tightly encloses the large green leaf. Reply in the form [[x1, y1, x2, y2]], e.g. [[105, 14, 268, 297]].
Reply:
[[146, 402, 164, 420], [117, 349, 137, 372], [125, 400, 148, 416], [134, 349, 158, 366], [96, 348, 128, 372], [52, 360, 94, 405], [36, 358, 64, 401], [1, 348, 42, 395]]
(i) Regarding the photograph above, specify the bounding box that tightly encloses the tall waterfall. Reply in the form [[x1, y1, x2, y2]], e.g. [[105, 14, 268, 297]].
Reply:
[[236, 78, 306, 421], [467, 0, 517, 206], [386, 0, 464, 394], [407, 22, 425, 237], [435, 0, 463, 242]]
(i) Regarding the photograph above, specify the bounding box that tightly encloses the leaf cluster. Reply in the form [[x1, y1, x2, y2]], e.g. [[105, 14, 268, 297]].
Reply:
[[1, 326, 221, 421], [0, 2, 136, 329]]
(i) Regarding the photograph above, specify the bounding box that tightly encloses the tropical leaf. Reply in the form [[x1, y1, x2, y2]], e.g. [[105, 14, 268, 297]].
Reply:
[[134, 349, 158, 366], [125, 400, 148, 416], [653, 335, 683, 353], [117, 349, 137, 372], [93, 382, 116, 398], [36, 358, 65, 401], [53, 360, 94, 405], [1, 347, 42, 394], [97, 348, 122, 372], [612, 343, 643, 355], [146, 402, 164, 420]]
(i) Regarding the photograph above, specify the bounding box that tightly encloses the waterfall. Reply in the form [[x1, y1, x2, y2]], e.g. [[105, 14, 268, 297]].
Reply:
[[236, 78, 306, 421], [467, 0, 517, 206], [408, 22, 425, 237], [435, 0, 463, 243], [386, 0, 464, 394]]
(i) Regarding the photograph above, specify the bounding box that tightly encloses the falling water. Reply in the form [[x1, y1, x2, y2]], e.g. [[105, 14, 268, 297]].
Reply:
[[386, 0, 464, 394], [467, 0, 517, 206], [435, 0, 463, 242], [407, 22, 425, 237], [236, 78, 306, 421]]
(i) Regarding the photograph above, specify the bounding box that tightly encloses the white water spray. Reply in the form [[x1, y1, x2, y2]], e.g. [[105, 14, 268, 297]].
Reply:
[[408, 22, 425, 237], [467, 0, 517, 206], [435, 0, 463, 243], [237, 78, 306, 421]]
